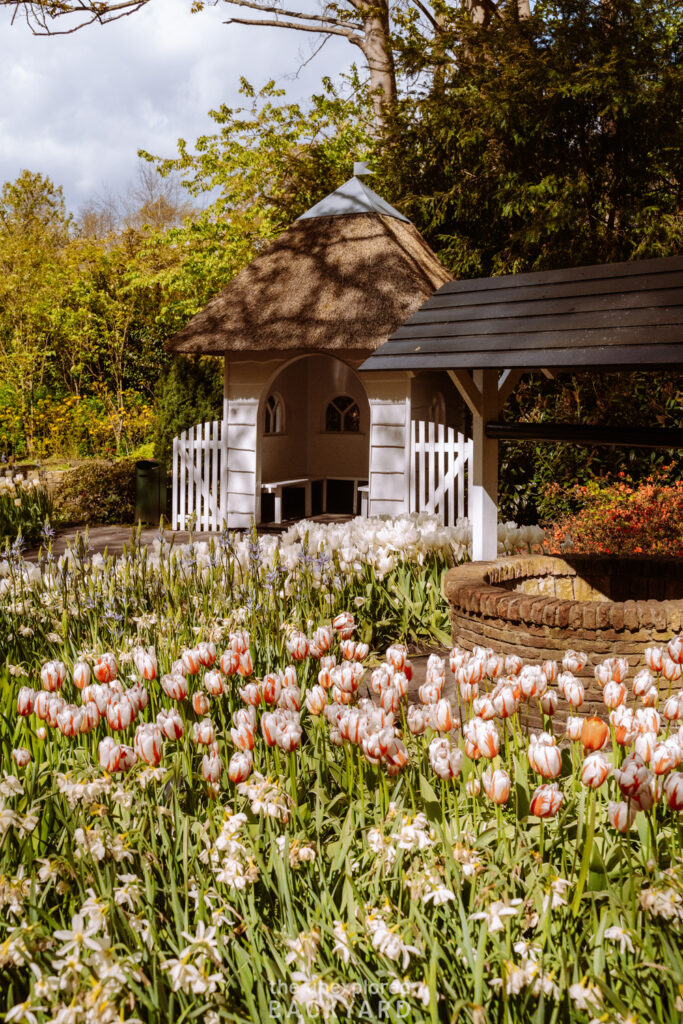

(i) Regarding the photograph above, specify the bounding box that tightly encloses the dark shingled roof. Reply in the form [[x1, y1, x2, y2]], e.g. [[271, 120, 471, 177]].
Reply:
[[165, 210, 451, 356], [359, 255, 683, 372]]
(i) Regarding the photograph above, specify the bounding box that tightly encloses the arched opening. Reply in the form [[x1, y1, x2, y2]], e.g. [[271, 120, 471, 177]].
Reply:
[[258, 354, 370, 522]]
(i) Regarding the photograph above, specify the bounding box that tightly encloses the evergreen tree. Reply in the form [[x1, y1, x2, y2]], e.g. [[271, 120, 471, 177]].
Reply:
[[381, 0, 682, 277]]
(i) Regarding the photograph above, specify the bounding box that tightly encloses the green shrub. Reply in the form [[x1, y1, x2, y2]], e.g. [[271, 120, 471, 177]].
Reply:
[[52, 460, 136, 526], [153, 355, 223, 465], [498, 371, 683, 524]]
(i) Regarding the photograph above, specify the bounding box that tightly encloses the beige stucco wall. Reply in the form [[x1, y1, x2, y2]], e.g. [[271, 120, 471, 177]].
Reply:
[[260, 355, 369, 483], [410, 370, 467, 432]]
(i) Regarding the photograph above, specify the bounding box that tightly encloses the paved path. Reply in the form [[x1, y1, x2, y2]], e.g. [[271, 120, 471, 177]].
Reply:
[[24, 525, 199, 561], [23, 513, 355, 562]]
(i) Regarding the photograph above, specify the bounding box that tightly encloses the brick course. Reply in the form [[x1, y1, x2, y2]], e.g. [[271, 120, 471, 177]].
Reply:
[[444, 555, 683, 719]]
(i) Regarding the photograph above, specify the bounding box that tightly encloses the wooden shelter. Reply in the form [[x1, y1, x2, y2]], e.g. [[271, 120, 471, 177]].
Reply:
[[360, 255, 683, 559], [166, 171, 472, 530]]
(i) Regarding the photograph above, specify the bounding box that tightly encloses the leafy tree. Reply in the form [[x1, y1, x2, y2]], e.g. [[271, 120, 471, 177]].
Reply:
[[0, 171, 73, 453], [133, 77, 373, 336], [375, 0, 682, 520], [379, 0, 682, 276], [76, 164, 195, 239], [0, 168, 71, 242], [498, 371, 683, 524], [153, 356, 223, 464]]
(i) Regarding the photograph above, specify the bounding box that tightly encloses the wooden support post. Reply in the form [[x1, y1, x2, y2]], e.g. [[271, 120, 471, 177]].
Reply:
[[220, 359, 229, 530], [471, 369, 499, 561], [448, 368, 528, 561]]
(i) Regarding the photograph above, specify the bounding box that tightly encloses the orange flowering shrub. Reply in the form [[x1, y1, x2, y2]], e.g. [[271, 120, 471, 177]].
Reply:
[[543, 472, 683, 556]]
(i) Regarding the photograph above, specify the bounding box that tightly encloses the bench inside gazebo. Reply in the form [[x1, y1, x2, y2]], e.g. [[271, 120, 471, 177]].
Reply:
[[361, 254, 683, 559]]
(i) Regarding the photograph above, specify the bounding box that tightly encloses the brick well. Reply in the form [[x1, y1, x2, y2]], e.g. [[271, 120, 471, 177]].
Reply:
[[444, 555, 683, 724]]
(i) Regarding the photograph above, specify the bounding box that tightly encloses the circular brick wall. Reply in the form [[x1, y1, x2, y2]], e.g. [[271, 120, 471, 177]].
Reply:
[[444, 555, 683, 723]]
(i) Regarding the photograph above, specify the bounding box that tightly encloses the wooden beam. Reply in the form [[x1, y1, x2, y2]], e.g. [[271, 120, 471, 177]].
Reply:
[[541, 368, 556, 380], [486, 422, 683, 448], [448, 369, 482, 417], [497, 368, 525, 409]]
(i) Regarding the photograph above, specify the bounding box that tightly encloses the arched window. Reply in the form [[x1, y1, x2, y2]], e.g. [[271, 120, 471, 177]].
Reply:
[[325, 395, 360, 433], [429, 391, 446, 425], [264, 393, 285, 435]]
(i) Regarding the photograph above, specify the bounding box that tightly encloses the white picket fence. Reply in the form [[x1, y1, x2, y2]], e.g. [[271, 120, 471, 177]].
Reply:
[[172, 416, 472, 530], [409, 420, 473, 526], [172, 420, 226, 530]]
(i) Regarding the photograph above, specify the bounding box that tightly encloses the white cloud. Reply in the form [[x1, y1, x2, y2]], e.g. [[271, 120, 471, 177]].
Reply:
[[0, 0, 354, 211]]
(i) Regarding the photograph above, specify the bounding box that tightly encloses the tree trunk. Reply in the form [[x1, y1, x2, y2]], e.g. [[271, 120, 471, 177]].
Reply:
[[358, 1, 397, 127], [466, 0, 487, 26]]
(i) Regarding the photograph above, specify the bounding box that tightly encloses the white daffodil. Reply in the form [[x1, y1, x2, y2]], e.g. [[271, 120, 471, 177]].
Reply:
[[284, 929, 321, 968], [52, 913, 101, 958], [389, 979, 431, 1007], [365, 912, 422, 970], [290, 972, 359, 1020], [569, 980, 603, 1011], [332, 921, 352, 965], [179, 921, 220, 963], [470, 899, 523, 932], [604, 924, 635, 955], [640, 887, 683, 922], [5, 1001, 46, 1024]]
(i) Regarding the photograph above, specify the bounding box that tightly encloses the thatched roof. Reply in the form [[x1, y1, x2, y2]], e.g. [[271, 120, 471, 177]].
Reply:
[[166, 181, 451, 356]]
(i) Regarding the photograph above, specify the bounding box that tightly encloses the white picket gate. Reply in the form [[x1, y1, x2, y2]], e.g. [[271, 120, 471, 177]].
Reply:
[[409, 420, 473, 526], [172, 420, 226, 530], [172, 416, 471, 531]]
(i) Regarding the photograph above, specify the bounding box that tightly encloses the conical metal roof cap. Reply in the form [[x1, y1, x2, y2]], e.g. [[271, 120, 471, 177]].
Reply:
[[297, 175, 410, 223]]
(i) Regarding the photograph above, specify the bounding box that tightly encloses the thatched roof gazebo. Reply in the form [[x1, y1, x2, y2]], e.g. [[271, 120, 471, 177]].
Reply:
[[166, 171, 468, 531], [167, 176, 450, 358]]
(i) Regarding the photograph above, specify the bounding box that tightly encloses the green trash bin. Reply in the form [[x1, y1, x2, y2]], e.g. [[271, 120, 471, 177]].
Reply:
[[135, 460, 167, 525]]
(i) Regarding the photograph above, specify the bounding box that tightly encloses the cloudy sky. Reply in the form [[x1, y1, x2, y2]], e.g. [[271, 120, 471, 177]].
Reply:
[[0, 0, 354, 213]]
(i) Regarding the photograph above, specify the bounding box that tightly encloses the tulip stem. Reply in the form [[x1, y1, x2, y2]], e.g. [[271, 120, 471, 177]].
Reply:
[[496, 803, 506, 857], [571, 788, 595, 915]]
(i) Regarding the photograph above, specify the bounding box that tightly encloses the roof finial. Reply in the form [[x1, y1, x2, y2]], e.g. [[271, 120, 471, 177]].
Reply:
[[353, 160, 373, 177]]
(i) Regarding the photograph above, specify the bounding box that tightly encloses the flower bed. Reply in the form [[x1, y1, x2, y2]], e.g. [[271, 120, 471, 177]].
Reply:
[[1, 517, 681, 1024], [0, 469, 52, 547]]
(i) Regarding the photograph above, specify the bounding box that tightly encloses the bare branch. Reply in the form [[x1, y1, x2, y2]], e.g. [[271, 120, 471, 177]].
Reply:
[[288, 31, 332, 76], [224, 14, 362, 42], [3, 1, 152, 35], [408, 0, 439, 31], [222, 0, 360, 30]]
